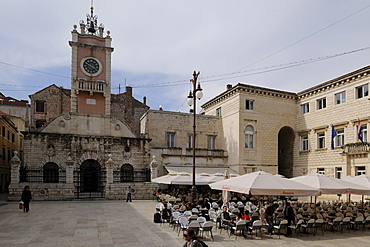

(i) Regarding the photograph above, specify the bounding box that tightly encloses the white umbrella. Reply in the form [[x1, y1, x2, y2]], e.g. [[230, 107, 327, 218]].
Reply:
[[210, 171, 320, 196], [197, 172, 231, 184], [291, 173, 370, 195], [151, 172, 193, 185], [342, 175, 370, 188], [151, 172, 178, 184], [169, 172, 193, 185], [342, 175, 370, 211]]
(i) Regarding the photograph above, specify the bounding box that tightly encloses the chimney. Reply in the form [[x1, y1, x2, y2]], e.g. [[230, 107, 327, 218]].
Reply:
[[126, 86, 132, 97], [226, 84, 232, 90], [143, 96, 146, 105]]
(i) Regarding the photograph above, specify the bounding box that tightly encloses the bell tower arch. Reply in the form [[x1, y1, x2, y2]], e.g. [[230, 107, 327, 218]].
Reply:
[[69, 3, 114, 116]]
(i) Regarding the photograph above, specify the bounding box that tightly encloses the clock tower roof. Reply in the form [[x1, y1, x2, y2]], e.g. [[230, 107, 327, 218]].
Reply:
[[73, 0, 110, 38]]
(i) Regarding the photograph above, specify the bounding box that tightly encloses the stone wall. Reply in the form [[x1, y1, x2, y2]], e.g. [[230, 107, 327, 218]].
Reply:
[[29, 85, 71, 127], [111, 87, 149, 136]]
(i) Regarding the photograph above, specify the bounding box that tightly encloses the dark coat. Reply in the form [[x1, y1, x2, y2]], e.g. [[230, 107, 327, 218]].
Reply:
[[283, 206, 295, 221], [21, 190, 32, 202]]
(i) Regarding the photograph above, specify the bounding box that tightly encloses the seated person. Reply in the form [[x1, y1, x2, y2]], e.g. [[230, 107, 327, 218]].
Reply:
[[179, 201, 187, 212], [156, 200, 166, 212], [220, 206, 236, 232], [162, 204, 171, 222]]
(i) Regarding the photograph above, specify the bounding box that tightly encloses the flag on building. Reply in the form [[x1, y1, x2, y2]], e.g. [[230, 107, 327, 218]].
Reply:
[[358, 119, 364, 143], [331, 124, 337, 150]]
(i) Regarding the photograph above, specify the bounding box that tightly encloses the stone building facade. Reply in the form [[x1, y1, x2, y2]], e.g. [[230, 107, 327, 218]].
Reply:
[[294, 65, 370, 178], [140, 110, 228, 177], [201, 65, 370, 179], [0, 111, 24, 192], [202, 84, 298, 176], [8, 6, 155, 201]]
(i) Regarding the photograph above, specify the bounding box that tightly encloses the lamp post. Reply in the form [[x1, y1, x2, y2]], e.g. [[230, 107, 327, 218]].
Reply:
[[187, 71, 203, 204]]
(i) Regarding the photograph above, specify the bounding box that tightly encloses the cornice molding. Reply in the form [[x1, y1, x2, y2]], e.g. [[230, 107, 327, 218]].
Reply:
[[298, 65, 370, 99]]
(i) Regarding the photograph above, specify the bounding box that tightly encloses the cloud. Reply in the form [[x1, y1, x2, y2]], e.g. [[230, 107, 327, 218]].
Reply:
[[1, 0, 370, 109]]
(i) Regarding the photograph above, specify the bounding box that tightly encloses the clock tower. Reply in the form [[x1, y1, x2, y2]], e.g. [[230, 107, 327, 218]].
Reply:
[[69, 4, 114, 115]]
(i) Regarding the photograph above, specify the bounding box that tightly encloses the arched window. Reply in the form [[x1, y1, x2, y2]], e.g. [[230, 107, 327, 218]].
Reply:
[[43, 162, 59, 183], [121, 164, 134, 182], [245, 125, 254, 149]]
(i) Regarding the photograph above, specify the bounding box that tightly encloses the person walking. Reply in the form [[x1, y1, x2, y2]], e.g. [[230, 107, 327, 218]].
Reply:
[[21, 185, 32, 212], [284, 202, 295, 237], [126, 186, 133, 202], [264, 203, 278, 235]]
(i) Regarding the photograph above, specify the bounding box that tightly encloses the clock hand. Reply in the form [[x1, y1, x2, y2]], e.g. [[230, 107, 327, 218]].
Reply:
[[87, 63, 97, 70]]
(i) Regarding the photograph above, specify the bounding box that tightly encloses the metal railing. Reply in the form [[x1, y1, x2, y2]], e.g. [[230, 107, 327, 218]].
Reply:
[[19, 167, 66, 183], [342, 143, 370, 154], [113, 169, 151, 183]]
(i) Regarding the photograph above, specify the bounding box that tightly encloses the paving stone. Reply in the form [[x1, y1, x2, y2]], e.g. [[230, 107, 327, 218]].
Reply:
[[1, 194, 370, 246]]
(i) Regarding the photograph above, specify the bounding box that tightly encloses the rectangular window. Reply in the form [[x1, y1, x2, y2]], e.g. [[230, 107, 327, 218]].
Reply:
[[216, 107, 221, 117], [301, 103, 309, 114], [317, 132, 325, 149], [317, 98, 326, 110], [335, 91, 346, 105], [166, 132, 175, 148], [317, 168, 325, 175], [301, 135, 309, 151], [356, 166, 366, 176], [335, 167, 342, 179], [35, 100, 45, 113], [362, 125, 368, 143], [1, 146, 5, 161], [1, 126, 5, 137], [356, 84, 369, 99], [7, 149, 10, 162], [246, 100, 254, 110], [335, 129, 344, 147], [188, 134, 193, 149], [11, 133, 15, 143], [208, 135, 216, 150]]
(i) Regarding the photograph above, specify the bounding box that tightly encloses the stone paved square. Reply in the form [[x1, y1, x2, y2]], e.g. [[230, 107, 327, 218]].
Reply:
[[1, 196, 370, 247]]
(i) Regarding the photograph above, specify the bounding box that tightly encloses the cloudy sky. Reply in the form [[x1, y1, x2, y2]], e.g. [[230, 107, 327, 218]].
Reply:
[[1, 1, 370, 112]]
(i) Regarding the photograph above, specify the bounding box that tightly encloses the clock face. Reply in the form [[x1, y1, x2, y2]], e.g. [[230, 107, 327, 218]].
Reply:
[[80, 57, 103, 76], [83, 58, 99, 74]]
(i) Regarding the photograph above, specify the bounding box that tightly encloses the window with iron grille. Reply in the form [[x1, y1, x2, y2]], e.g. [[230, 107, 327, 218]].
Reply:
[[43, 162, 59, 183], [121, 164, 134, 182]]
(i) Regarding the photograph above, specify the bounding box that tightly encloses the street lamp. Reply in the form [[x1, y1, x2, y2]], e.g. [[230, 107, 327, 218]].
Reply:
[[187, 71, 203, 204]]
